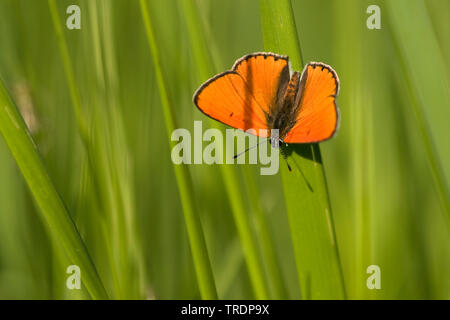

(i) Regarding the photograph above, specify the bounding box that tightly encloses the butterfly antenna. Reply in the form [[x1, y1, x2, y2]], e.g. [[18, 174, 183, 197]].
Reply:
[[285, 159, 292, 171], [233, 138, 269, 159]]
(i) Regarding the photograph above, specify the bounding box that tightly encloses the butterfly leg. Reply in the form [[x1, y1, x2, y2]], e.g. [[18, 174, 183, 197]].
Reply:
[[280, 144, 292, 172]]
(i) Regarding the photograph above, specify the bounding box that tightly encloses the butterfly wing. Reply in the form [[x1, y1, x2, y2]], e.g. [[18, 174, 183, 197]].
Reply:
[[232, 53, 290, 116], [283, 62, 339, 143], [193, 52, 290, 137]]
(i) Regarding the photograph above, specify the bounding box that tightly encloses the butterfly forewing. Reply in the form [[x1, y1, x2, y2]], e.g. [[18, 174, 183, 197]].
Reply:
[[233, 53, 290, 115]]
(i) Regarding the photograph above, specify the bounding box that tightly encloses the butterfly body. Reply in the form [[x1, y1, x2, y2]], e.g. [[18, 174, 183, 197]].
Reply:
[[194, 52, 339, 145], [267, 70, 301, 143]]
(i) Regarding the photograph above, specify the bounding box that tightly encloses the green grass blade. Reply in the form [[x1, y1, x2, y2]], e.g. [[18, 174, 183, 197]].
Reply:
[[387, 0, 450, 229], [47, 0, 88, 142], [84, 0, 146, 299], [219, 166, 270, 299], [331, 0, 372, 298], [139, 0, 217, 300], [260, 0, 303, 71], [0, 78, 108, 300], [180, 0, 271, 299], [48, 0, 134, 298], [259, 0, 346, 299], [242, 167, 287, 298]]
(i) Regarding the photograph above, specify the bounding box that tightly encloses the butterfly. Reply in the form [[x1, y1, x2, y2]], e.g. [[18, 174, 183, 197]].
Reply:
[[193, 52, 339, 149]]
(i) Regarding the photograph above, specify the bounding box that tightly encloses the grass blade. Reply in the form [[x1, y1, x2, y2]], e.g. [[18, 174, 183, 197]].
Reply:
[[180, 0, 271, 299], [139, 0, 217, 299], [259, 0, 346, 299], [47, 0, 88, 142], [242, 167, 287, 298], [48, 0, 146, 299], [85, 0, 146, 299], [0, 77, 108, 300], [387, 0, 450, 229]]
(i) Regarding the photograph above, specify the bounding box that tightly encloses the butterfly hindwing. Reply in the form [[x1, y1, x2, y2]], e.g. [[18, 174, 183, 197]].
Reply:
[[283, 62, 339, 143]]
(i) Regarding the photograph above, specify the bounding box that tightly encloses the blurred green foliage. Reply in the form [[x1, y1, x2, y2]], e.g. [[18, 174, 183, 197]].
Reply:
[[0, 0, 448, 299]]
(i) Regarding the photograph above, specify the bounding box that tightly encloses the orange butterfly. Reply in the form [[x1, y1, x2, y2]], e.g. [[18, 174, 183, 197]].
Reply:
[[193, 52, 339, 147]]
